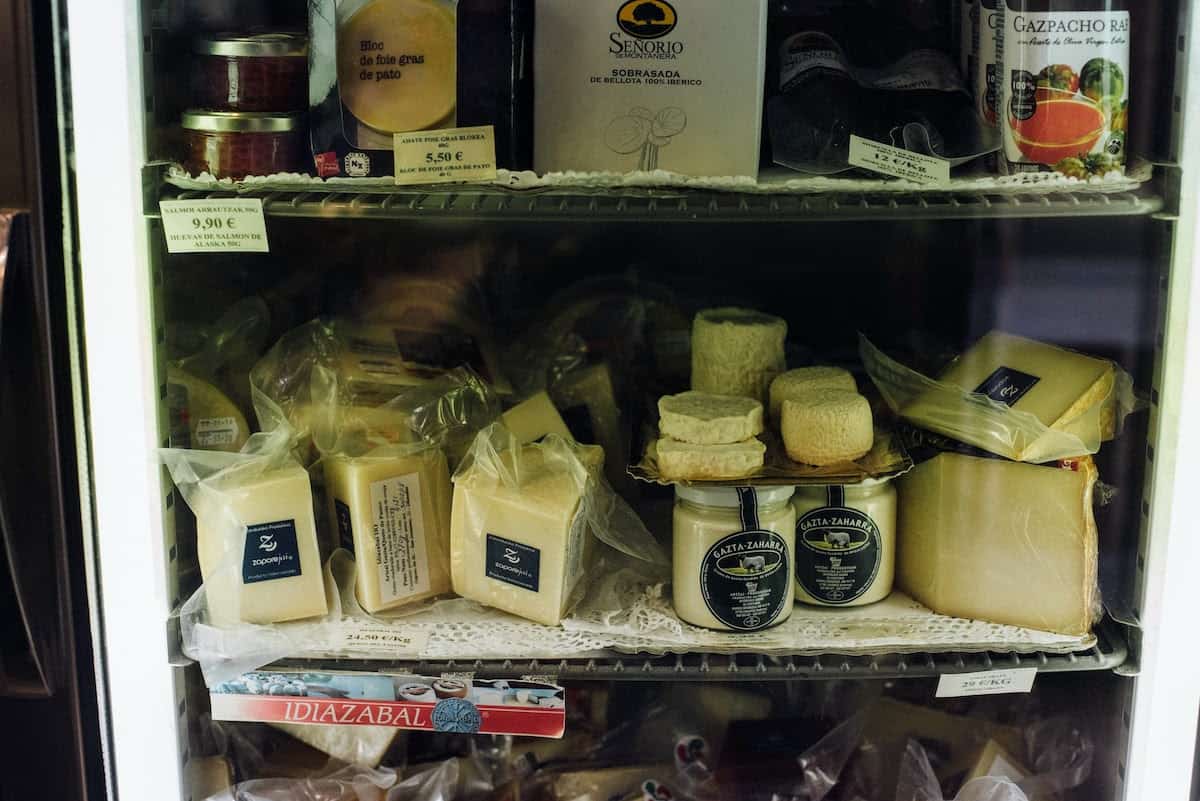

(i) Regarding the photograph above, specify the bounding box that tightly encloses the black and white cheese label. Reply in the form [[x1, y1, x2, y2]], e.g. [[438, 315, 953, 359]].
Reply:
[[795, 487, 881, 604], [243, 519, 302, 584], [486, 534, 541, 592], [699, 488, 790, 631], [974, 366, 1040, 406], [371, 473, 430, 604]]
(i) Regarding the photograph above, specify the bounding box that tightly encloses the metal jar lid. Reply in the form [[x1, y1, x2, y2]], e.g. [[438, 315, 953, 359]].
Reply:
[[181, 110, 303, 133], [193, 32, 308, 58]]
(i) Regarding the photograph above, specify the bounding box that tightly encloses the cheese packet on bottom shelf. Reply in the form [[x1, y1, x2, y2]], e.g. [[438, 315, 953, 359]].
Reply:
[[860, 332, 1138, 463], [450, 424, 667, 627], [896, 452, 1100, 636], [161, 430, 333, 628]]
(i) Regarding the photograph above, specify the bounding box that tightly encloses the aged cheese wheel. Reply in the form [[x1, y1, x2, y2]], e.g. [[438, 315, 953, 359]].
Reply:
[[690, 307, 787, 404], [769, 366, 856, 422], [336, 0, 457, 133], [658, 391, 763, 445], [781, 390, 873, 466], [657, 437, 766, 481]]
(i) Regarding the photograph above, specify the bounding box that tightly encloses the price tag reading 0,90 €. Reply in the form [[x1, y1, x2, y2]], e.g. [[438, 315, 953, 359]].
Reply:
[[159, 199, 269, 254], [393, 125, 498, 186]]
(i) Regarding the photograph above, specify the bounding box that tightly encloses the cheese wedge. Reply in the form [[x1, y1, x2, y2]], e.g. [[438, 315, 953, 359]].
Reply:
[[502, 391, 572, 444], [897, 452, 1099, 635], [658, 391, 764, 445], [780, 390, 873, 466], [167, 366, 250, 453]]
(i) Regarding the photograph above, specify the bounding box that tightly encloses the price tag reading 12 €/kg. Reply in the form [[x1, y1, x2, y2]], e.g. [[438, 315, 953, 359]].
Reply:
[[848, 134, 951, 185], [393, 125, 498, 186], [160, 199, 269, 254]]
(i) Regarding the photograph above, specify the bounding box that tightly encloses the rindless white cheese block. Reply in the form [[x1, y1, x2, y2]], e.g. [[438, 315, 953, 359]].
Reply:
[[534, 0, 768, 177], [906, 330, 1119, 461], [324, 449, 453, 614], [897, 452, 1099, 636], [450, 445, 602, 626], [656, 437, 766, 481], [658, 391, 764, 445], [691, 307, 787, 404], [768, 366, 856, 422], [780, 390, 873, 466], [502, 391, 573, 444], [196, 464, 328, 626]]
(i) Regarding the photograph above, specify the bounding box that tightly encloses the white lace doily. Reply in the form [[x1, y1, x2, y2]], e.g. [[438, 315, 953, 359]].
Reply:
[[162, 160, 1151, 198]]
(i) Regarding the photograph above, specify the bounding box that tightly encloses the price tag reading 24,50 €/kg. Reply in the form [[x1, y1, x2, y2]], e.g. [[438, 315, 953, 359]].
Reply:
[[393, 125, 498, 186], [160, 199, 269, 254]]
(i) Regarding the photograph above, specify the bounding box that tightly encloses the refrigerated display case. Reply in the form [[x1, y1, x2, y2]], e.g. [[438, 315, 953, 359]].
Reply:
[[56, 0, 1200, 799]]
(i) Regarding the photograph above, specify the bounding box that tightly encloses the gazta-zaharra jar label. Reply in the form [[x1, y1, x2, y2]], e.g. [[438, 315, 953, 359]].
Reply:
[[795, 486, 882, 605], [1002, 0, 1130, 177], [699, 488, 791, 631]]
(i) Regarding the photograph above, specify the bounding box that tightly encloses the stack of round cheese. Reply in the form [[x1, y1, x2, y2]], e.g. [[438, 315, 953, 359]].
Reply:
[[771, 367, 874, 466], [656, 391, 766, 480]]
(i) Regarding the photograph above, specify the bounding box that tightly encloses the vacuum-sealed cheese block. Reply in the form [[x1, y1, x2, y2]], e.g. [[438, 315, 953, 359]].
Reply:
[[271, 722, 400, 767], [450, 444, 601, 626], [502, 391, 572, 444], [768, 366, 856, 422], [691, 308, 787, 404], [197, 464, 328, 626], [897, 452, 1099, 635], [324, 448, 452, 613], [167, 366, 250, 452], [904, 331, 1120, 461], [658, 391, 763, 446]]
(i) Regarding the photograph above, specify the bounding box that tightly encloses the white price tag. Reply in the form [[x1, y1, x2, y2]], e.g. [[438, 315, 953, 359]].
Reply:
[[159, 199, 269, 254], [936, 668, 1037, 698], [848, 134, 951, 184], [335, 621, 430, 656], [393, 125, 498, 186]]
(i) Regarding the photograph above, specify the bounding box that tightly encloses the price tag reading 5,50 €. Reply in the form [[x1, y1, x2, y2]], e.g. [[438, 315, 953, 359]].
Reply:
[[160, 199, 269, 254], [394, 125, 498, 186]]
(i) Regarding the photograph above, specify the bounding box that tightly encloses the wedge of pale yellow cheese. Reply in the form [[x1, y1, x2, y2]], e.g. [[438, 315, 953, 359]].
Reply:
[[502, 391, 572, 444], [897, 452, 1099, 636], [906, 331, 1117, 461]]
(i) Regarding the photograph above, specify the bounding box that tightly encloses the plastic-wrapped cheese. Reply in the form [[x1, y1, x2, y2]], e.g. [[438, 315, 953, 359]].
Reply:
[[897, 452, 1099, 635], [658, 391, 763, 445], [196, 464, 328, 626], [768, 366, 856, 422], [271, 722, 399, 767], [780, 390, 873, 466], [167, 366, 250, 452], [450, 442, 603, 626], [324, 448, 452, 614], [502, 391, 572, 444], [691, 308, 787, 403]]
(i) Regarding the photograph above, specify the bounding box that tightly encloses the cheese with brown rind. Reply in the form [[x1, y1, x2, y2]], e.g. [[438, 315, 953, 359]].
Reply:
[[658, 391, 764, 445], [768, 366, 856, 422], [780, 390, 873, 466], [896, 452, 1099, 636], [656, 437, 766, 481]]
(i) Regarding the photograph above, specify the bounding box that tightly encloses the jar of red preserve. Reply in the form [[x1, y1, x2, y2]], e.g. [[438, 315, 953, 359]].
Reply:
[[182, 111, 306, 180], [192, 33, 307, 112]]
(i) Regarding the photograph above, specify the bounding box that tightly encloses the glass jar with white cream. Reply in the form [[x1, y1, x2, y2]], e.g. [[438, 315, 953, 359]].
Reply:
[[792, 478, 896, 607], [673, 486, 795, 632]]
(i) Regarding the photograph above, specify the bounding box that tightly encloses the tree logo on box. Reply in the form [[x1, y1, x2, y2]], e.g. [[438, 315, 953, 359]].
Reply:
[[616, 0, 677, 39]]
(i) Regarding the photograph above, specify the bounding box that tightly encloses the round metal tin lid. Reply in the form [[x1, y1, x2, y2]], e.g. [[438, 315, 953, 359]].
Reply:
[[181, 110, 303, 133], [193, 32, 308, 57]]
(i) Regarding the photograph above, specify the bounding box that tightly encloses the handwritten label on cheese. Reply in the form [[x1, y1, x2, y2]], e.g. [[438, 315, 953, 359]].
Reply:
[[848, 135, 950, 184], [160, 199, 269, 253], [936, 668, 1037, 698], [394, 125, 498, 186]]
